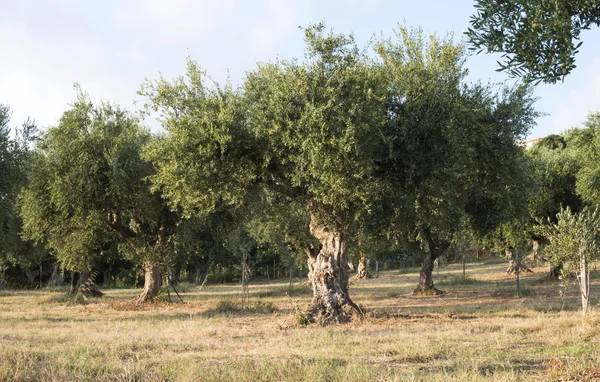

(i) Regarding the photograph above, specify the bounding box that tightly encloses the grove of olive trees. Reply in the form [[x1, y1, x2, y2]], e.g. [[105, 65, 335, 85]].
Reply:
[[1, 20, 599, 325]]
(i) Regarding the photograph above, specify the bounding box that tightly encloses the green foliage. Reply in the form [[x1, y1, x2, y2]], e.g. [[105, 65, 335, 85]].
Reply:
[[379, 26, 538, 247], [538, 134, 567, 150], [539, 206, 600, 271], [246, 22, 390, 231], [20, 87, 172, 272], [0, 104, 47, 275], [572, 112, 600, 206], [467, 0, 600, 83], [140, 60, 261, 218], [528, 143, 582, 223]]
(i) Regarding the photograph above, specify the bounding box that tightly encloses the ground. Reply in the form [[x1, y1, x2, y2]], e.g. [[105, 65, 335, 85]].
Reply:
[[1, 259, 600, 381]]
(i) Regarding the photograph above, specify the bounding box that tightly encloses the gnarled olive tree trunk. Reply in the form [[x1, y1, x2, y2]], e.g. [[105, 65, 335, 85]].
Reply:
[[136, 261, 162, 303], [415, 227, 450, 295], [306, 216, 361, 324]]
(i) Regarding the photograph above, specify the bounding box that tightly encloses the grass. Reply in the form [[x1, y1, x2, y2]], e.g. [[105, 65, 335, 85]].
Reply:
[[1, 260, 600, 381], [436, 275, 483, 287]]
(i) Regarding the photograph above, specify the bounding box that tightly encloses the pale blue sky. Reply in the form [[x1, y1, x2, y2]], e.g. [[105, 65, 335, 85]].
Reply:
[[1, 0, 599, 138]]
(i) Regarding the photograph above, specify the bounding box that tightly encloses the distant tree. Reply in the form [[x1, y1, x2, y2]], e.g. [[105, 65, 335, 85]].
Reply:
[[538, 134, 567, 151], [171, 216, 225, 285], [20, 88, 175, 302], [466, 0, 600, 83]]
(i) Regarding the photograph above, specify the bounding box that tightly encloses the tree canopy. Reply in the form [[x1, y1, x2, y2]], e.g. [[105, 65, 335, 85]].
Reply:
[[20, 88, 176, 301], [467, 0, 600, 83]]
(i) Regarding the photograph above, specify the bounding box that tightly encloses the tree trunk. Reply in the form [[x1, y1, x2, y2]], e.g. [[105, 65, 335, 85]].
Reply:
[[168, 262, 181, 286], [195, 265, 202, 285], [136, 262, 162, 303], [103, 270, 110, 286], [241, 258, 250, 310], [414, 227, 450, 295], [355, 252, 370, 279], [306, 215, 361, 324], [418, 249, 436, 292], [506, 248, 516, 274], [515, 250, 521, 296], [47, 263, 60, 287], [580, 249, 589, 316], [530, 239, 542, 261], [70, 270, 103, 297], [289, 258, 294, 288]]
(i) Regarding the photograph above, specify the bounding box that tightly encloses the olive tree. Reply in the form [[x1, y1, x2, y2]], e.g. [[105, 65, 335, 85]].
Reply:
[[20, 88, 175, 302], [245, 24, 390, 322], [540, 207, 600, 315], [378, 27, 539, 293]]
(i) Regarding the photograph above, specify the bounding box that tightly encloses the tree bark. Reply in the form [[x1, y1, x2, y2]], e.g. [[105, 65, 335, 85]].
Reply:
[[414, 227, 450, 294], [355, 252, 370, 279], [306, 215, 361, 324], [136, 262, 162, 303]]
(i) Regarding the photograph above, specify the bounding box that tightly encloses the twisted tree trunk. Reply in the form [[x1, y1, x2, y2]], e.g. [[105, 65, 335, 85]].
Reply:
[[306, 215, 361, 324], [136, 261, 162, 303], [414, 227, 450, 295]]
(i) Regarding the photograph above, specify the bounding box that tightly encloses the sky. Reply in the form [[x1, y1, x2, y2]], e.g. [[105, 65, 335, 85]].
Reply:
[[1, 0, 599, 139]]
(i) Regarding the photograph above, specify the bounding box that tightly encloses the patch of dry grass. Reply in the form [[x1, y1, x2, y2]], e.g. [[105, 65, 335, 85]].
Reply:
[[1, 261, 600, 381]]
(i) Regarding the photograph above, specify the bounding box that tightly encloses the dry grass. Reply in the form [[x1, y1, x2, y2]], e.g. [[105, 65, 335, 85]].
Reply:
[[2, 260, 600, 381]]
